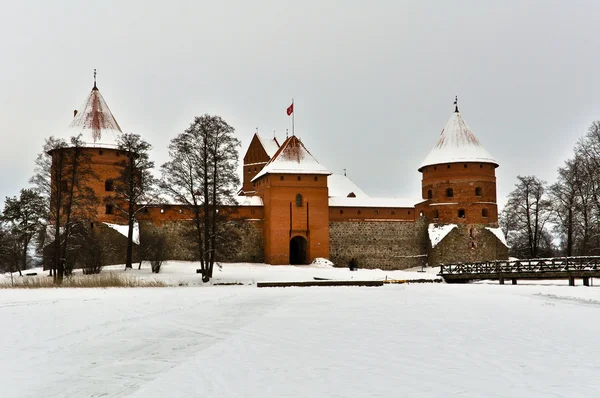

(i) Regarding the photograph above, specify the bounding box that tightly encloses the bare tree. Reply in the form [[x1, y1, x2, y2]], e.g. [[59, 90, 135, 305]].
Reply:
[[1, 189, 47, 275], [501, 175, 553, 258], [106, 133, 157, 269], [30, 135, 98, 283], [160, 115, 240, 282]]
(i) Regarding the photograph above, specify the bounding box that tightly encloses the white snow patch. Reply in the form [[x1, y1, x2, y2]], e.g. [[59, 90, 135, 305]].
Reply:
[[310, 257, 334, 267], [486, 226, 508, 247], [329, 197, 418, 208], [428, 223, 457, 248], [103, 222, 140, 245], [327, 174, 368, 198]]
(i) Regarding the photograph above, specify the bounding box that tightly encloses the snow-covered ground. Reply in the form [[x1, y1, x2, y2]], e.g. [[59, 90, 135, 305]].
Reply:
[[2, 263, 600, 397], [1, 261, 441, 287]]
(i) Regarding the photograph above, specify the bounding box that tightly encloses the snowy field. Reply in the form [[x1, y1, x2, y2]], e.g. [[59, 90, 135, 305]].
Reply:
[[2, 263, 600, 397]]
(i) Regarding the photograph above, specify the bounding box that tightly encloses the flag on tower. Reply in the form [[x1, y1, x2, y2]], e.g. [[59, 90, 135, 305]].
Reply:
[[286, 102, 294, 116]]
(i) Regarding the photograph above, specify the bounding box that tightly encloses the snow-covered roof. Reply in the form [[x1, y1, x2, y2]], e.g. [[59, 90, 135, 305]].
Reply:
[[329, 197, 416, 208], [257, 135, 280, 158], [486, 227, 508, 247], [419, 110, 497, 171], [252, 136, 331, 181], [103, 222, 139, 245], [327, 174, 368, 198], [67, 83, 123, 145], [235, 196, 263, 206], [428, 223, 457, 248]]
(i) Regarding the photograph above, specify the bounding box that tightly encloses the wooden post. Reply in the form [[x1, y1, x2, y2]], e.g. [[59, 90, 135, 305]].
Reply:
[[569, 276, 575, 286], [583, 277, 590, 287], [499, 277, 504, 285], [512, 279, 517, 285]]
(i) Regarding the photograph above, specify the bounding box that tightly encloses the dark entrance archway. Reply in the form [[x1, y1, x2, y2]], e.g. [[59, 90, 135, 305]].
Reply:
[[289, 236, 308, 265]]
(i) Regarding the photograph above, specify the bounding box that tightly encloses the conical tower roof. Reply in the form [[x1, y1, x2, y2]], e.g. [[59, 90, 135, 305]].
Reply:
[[68, 74, 122, 144], [252, 135, 330, 181], [419, 106, 497, 171]]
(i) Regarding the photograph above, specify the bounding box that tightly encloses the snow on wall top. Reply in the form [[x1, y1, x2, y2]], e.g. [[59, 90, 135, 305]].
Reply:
[[257, 135, 280, 158], [428, 223, 457, 248], [485, 226, 508, 247], [252, 136, 331, 181], [68, 84, 123, 145], [103, 222, 139, 245], [329, 197, 417, 208], [235, 196, 263, 206], [327, 174, 368, 198], [419, 111, 497, 171]]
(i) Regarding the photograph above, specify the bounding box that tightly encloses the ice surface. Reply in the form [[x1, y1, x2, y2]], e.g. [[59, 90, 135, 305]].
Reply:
[[2, 268, 600, 397]]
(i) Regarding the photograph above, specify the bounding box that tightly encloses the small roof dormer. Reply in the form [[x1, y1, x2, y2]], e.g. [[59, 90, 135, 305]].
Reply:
[[252, 135, 330, 181], [419, 102, 497, 172]]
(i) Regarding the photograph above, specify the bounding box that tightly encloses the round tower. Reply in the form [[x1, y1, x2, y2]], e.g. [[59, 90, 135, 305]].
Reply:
[[49, 71, 126, 224], [419, 100, 499, 226]]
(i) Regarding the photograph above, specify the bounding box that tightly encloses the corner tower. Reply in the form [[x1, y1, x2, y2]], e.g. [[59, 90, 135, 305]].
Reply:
[[419, 101, 499, 225], [50, 72, 125, 224], [419, 100, 507, 265]]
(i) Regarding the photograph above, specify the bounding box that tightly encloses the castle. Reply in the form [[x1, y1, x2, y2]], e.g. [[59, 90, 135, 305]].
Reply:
[[50, 79, 508, 269]]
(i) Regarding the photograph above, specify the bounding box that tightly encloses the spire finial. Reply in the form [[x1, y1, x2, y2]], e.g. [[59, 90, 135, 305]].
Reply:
[[454, 95, 459, 113], [93, 68, 97, 90]]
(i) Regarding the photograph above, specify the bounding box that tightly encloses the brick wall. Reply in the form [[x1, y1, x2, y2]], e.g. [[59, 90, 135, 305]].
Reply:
[[139, 219, 264, 263], [329, 218, 428, 270]]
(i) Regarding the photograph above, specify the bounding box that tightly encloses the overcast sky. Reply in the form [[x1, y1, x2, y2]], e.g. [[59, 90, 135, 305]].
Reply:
[[1, 0, 600, 209]]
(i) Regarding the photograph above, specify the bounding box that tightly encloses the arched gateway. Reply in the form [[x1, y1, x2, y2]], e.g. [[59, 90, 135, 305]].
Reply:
[[289, 236, 308, 265]]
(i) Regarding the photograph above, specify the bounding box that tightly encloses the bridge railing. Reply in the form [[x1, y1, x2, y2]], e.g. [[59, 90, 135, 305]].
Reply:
[[439, 256, 600, 275]]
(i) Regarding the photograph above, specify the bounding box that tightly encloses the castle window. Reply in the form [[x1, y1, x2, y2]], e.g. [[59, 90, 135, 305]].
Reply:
[[340, 210, 344, 214], [447, 165, 451, 169], [446, 188, 454, 198], [160, 208, 165, 214], [458, 209, 465, 218], [408, 211, 411, 215], [295, 193, 303, 207], [314, 176, 318, 181], [178, 208, 183, 214], [427, 189, 432, 199], [347, 192, 356, 198], [99, 150, 103, 155], [374, 210, 379, 215], [464, 164, 467, 168], [297, 176, 301, 181], [434, 166, 437, 170], [391, 210, 395, 215], [116, 151, 120, 157], [480, 164, 483, 168], [482, 208, 489, 218], [469, 228, 474, 238], [475, 187, 482, 196], [419, 211, 424, 217], [144, 208, 149, 214], [254, 167, 257, 171], [280, 176, 284, 181], [105, 204, 113, 215], [433, 209, 439, 219], [105, 179, 114, 192], [357, 210, 361, 215], [251, 209, 255, 214]]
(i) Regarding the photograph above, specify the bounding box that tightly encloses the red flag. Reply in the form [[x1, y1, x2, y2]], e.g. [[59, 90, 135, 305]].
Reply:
[[286, 102, 294, 116]]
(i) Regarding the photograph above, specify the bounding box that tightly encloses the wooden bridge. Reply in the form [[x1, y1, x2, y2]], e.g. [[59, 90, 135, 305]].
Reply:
[[439, 257, 600, 286]]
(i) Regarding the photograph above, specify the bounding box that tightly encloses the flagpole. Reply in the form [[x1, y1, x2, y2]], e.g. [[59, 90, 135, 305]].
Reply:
[[292, 98, 295, 136]]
